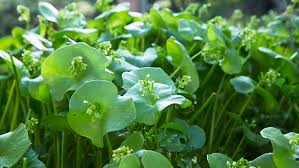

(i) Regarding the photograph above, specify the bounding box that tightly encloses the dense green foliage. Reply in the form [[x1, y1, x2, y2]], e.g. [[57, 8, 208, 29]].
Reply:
[[1, 1, 299, 168]]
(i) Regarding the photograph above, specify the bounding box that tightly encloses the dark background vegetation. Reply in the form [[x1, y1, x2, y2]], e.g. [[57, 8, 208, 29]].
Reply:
[[0, 0, 291, 36]]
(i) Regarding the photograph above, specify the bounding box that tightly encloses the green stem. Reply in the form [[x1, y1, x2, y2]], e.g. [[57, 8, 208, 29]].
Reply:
[[190, 92, 216, 123], [56, 135, 60, 168], [22, 157, 28, 168], [170, 62, 184, 78], [208, 75, 225, 152], [0, 80, 16, 129], [215, 92, 236, 128], [191, 50, 202, 60], [165, 105, 174, 123], [61, 132, 65, 168], [76, 137, 81, 168], [10, 95, 20, 131], [232, 135, 245, 159], [105, 134, 112, 161], [199, 62, 218, 91]]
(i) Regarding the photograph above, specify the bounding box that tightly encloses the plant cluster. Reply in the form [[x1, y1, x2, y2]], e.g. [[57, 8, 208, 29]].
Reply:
[[1, 1, 299, 168]]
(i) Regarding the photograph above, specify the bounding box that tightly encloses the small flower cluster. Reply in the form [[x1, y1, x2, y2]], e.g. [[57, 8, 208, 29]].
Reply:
[[69, 56, 87, 79], [26, 117, 38, 134], [260, 69, 280, 87], [98, 41, 113, 56], [112, 146, 133, 162], [22, 50, 42, 78], [289, 135, 299, 151], [226, 158, 256, 168], [138, 74, 159, 101], [202, 47, 223, 64], [176, 75, 192, 89], [57, 3, 86, 29], [83, 100, 101, 123], [239, 28, 258, 50], [17, 5, 30, 23]]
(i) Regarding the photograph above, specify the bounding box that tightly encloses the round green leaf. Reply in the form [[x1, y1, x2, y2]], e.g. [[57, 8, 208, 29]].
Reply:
[[119, 154, 140, 168], [124, 83, 190, 125], [121, 132, 144, 152], [230, 76, 255, 94], [122, 67, 175, 91], [136, 150, 173, 168], [21, 76, 51, 102], [68, 80, 136, 147], [0, 124, 31, 168], [207, 153, 233, 168], [261, 127, 299, 168], [41, 42, 114, 101], [166, 37, 199, 93], [251, 153, 275, 168]]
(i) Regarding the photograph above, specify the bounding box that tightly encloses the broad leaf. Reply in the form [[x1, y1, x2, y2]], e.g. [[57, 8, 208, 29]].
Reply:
[[230, 76, 255, 94], [0, 124, 31, 168], [166, 37, 199, 93], [41, 42, 114, 100], [68, 80, 136, 147], [207, 153, 233, 168], [121, 132, 144, 152], [137, 150, 173, 168]]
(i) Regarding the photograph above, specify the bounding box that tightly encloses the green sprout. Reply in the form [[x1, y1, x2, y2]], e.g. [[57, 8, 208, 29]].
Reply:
[[98, 41, 113, 56], [83, 100, 102, 123], [202, 48, 223, 64], [260, 69, 280, 87], [25, 117, 38, 134], [138, 74, 159, 102], [289, 135, 299, 151], [112, 146, 133, 162], [239, 28, 258, 50], [22, 50, 42, 78], [176, 75, 191, 89], [69, 56, 87, 79], [231, 9, 243, 21], [17, 5, 30, 23], [226, 158, 256, 168]]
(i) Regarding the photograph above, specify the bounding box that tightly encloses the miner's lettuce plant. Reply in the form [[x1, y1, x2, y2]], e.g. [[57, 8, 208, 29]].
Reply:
[[1, 0, 299, 167]]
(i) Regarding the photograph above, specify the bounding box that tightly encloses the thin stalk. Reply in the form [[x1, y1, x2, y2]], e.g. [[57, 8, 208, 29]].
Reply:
[[22, 157, 28, 168], [10, 95, 20, 131], [76, 137, 81, 168], [0, 80, 16, 129], [170, 62, 184, 78], [199, 62, 218, 91], [190, 92, 216, 123], [105, 134, 112, 161], [232, 135, 245, 159], [208, 75, 225, 152], [165, 105, 174, 123], [61, 132, 65, 168], [56, 135, 60, 168], [191, 50, 202, 60], [215, 92, 236, 128], [141, 37, 145, 51]]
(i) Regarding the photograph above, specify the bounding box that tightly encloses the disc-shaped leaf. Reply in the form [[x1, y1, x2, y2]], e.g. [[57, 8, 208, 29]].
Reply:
[[251, 153, 275, 168], [119, 154, 140, 168], [68, 80, 136, 147], [261, 127, 299, 168], [0, 124, 31, 168], [207, 153, 233, 168], [230, 76, 255, 94], [124, 83, 190, 125], [41, 42, 114, 100], [122, 67, 175, 91], [121, 132, 144, 152], [166, 37, 199, 93], [21, 76, 51, 102], [136, 150, 173, 168]]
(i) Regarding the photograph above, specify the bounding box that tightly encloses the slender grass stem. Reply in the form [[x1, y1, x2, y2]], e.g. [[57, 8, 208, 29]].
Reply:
[[105, 134, 112, 161], [190, 92, 216, 123], [10, 95, 20, 131], [0, 80, 15, 129], [232, 135, 245, 159]]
